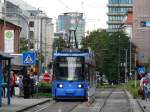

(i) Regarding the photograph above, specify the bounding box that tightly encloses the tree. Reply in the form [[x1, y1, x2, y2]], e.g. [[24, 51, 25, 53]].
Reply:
[[19, 38, 28, 53], [81, 29, 109, 74], [81, 30, 136, 82]]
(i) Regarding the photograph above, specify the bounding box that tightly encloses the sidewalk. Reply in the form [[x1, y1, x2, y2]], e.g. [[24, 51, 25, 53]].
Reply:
[[137, 99, 150, 112], [0, 97, 50, 112]]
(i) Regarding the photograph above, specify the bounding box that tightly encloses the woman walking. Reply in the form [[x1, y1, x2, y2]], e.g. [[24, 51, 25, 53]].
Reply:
[[10, 71, 15, 97]]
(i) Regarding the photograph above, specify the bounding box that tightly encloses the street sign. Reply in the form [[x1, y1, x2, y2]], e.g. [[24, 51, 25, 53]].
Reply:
[[22, 52, 36, 65], [137, 66, 145, 74], [146, 21, 150, 27], [43, 73, 52, 83]]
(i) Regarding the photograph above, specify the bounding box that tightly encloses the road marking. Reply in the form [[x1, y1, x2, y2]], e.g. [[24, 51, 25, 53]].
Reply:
[[34, 106, 49, 112]]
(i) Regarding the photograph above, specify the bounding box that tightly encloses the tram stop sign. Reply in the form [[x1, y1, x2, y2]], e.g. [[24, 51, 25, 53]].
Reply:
[[22, 52, 36, 65]]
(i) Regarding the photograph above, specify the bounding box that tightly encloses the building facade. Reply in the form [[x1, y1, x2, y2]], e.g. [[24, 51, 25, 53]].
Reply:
[[123, 9, 133, 38], [0, 19, 21, 53], [107, 0, 133, 32], [133, 0, 150, 63], [56, 12, 85, 46], [0, 0, 5, 18], [28, 10, 54, 66], [5, 1, 30, 39]]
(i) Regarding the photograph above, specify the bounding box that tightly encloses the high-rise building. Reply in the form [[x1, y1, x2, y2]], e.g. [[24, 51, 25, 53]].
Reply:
[[56, 12, 85, 46], [133, 0, 150, 63], [107, 0, 133, 32]]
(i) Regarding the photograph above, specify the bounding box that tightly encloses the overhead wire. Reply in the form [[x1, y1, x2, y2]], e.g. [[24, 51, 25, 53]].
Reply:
[[57, 0, 71, 10]]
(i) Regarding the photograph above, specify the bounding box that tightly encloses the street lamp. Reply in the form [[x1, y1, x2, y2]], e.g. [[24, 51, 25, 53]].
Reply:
[[120, 23, 133, 80], [125, 25, 133, 78]]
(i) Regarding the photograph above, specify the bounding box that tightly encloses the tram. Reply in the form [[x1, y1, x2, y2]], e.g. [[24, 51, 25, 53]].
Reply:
[[52, 48, 96, 100]]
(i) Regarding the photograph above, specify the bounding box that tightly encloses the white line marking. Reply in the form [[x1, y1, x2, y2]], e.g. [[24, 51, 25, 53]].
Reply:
[[34, 106, 49, 112]]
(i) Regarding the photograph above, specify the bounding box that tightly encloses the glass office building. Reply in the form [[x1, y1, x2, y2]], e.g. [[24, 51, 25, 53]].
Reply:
[[56, 12, 85, 46], [107, 0, 133, 32]]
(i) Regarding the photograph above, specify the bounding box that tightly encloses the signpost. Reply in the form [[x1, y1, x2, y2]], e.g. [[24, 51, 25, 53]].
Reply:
[[22, 52, 36, 65]]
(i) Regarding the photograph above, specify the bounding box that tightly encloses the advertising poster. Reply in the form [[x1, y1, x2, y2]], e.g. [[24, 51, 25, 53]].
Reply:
[[4, 30, 14, 53]]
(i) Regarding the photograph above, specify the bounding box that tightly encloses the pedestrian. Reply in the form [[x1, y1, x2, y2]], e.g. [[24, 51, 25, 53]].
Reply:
[[2, 75, 5, 97], [10, 70, 15, 97], [30, 70, 35, 97], [22, 69, 31, 99], [18, 75, 23, 97], [140, 73, 149, 101]]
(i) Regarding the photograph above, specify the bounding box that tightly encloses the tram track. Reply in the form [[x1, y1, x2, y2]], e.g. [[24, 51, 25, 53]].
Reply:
[[21, 100, 55, 112], [65, 102, 82, 112], [22, 99, 82, 112], [98, 88, 114, 112], [21, 88, 138, 112], [98, 89, 133, 112]]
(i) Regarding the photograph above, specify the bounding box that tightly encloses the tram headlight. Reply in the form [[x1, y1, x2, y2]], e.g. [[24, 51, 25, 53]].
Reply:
[[78, 84, 83, 88], [57, 84, 63, 88]]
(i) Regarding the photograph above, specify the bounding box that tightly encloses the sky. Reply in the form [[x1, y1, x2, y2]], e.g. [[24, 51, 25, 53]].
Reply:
[[23, 0, 108, 31]]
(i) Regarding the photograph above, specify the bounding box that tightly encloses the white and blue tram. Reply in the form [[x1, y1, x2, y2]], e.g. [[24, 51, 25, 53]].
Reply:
[[52, 49, 96, 100]]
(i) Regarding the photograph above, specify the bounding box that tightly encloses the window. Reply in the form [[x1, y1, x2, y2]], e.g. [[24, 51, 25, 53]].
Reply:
[[109, 0, 132, 4], [30, 31, 34, 39], [0, 0, 5, 3], [109, 8, 129, 13], [140, 21, 150, 28], [29, 21, 34, 27]]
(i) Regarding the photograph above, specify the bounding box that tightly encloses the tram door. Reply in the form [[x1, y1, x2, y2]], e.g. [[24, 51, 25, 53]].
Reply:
[[85, 64, 96, 98]]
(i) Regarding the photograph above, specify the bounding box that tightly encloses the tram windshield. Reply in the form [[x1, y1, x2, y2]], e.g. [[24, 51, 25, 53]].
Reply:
[[54, 57, 84, 80]]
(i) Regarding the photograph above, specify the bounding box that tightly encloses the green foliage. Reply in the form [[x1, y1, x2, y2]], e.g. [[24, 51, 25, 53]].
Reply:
[[125, 80, 139, 98], [37, 82, 52, 95], [81, 30, 135, 81], [19, 38, 28, 53], [37, 82, 52, 89], [33, 93, 51, 98], [97, 84, 117, 88]]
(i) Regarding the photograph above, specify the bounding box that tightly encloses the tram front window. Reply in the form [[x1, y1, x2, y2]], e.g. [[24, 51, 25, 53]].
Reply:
[[55, 57, 84, 80]]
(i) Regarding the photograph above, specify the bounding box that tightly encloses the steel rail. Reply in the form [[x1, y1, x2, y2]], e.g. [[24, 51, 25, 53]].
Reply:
[[99, 88, 114, 112]]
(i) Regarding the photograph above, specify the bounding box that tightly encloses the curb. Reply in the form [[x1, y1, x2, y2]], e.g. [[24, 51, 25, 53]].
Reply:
[[125, 89, 143, 112], [16, 99, 51, 112], [136, 99, 145, 112]]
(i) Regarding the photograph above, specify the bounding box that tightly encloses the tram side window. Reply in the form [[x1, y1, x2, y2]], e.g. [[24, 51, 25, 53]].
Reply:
[[87, 64, 92, 86], [89, 65, 95, 87], [53, 62, 59, 78], [85, 64, 90, 81]]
